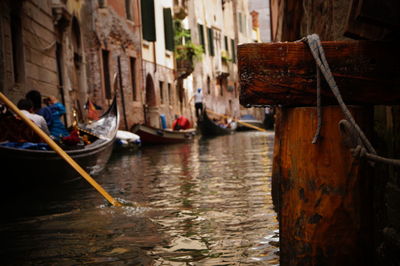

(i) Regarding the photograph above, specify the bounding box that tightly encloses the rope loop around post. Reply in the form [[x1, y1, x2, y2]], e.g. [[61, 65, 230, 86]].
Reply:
[[302, 34, 400, 168], [302, 34, 377, 155], [339, 119, 400, 167]]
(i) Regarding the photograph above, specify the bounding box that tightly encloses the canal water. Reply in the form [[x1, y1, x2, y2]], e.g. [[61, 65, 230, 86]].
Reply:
[[1, 131, 279, 265]]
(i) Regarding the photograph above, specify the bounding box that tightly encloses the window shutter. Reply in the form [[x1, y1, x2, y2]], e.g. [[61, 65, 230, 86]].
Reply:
[[198, 24, 205, 53], [163, 8, 174, 51], [207, 28, 214, 56], [231, 39, 236, 63], [239, 12, 243, 33], [141, 0, 156, 41]]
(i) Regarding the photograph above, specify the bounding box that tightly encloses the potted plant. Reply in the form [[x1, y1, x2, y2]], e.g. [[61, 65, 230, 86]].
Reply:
[[174, 19, 203, 78]]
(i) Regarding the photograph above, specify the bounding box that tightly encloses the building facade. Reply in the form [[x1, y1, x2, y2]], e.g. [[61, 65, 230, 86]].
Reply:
[[0, 0, 264, 131], [185, 0, 263, 121], [0, 0, 144, 130]]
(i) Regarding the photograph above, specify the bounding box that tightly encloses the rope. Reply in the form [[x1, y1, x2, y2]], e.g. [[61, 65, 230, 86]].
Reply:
[[303, 34, 400, 167], [303, 34, 376, 155], [339, 120, 400, 167], [312, 64, 322, 144]]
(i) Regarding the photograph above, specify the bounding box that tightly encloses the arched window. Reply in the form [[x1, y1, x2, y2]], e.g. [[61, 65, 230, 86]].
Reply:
[[207, 76, 211, 95], [145, 74, 156, 106]]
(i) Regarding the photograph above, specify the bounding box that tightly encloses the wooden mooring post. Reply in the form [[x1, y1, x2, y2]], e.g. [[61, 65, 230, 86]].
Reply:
[[239, 41, 399, 265]]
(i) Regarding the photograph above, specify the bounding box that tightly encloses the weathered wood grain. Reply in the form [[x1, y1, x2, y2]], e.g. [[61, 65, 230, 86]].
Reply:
[[238, 41, 400, 107], [274, 105, 374, 265]]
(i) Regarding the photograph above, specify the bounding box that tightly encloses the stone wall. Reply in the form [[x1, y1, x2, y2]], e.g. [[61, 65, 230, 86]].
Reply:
[[0, 0, 59, 102]]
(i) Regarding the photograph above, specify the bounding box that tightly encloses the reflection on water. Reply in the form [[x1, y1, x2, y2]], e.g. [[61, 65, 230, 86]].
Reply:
[[0, 131, 278, 265]]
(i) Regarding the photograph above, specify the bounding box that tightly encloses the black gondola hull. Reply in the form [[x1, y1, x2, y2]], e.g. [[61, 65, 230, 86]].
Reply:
[[197, 109, 235, 136], [0, 96, 119, 184]]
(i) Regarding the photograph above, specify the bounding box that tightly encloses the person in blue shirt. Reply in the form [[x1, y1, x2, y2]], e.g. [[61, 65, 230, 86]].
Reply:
[[26, 90, 53, 127], [43, 96, 70, 140]]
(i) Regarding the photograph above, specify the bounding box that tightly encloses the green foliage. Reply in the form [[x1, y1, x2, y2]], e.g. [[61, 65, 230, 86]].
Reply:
[[174, 19, 203, 62], [221, 50, 232, 62]]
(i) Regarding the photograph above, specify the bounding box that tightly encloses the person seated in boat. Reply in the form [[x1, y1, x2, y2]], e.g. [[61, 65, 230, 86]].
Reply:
[[218, 117, 229, 128], [17, 98, 50, 135], [172, 115, 191, 130], [0, 102, 41, 143], [43, 96, 70, 140], [84, 98, 102, 121], [25, 90, 53, 128]]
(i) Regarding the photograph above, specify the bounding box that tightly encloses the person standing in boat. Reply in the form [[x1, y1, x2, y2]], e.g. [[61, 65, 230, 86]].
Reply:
[[44, 96, 70, 140], [25, 90, 53, 128], [189, 88, 203, 119]]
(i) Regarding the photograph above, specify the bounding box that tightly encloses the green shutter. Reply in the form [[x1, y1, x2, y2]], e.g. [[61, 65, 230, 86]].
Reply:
[[163, 8, 174, 51], [239, 12, 243, 33], [141, 0, 156, 41], [198, 24, 205, 53], [207, 28, 214, 56], [231, 39, 236, 63]]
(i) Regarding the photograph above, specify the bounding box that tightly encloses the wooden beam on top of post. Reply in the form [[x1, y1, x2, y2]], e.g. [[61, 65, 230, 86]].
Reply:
[[238, 41, 400, 107]]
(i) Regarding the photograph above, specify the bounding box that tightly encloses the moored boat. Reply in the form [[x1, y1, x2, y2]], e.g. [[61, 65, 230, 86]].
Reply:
[[197, 108, 236, 136], [131, 124, 196, 145], [114, 130, 141, 151], [0, 96, 119, 184]]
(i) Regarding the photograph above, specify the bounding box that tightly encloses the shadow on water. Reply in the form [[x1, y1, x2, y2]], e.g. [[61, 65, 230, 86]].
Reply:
[[0, 131, 279, 265]]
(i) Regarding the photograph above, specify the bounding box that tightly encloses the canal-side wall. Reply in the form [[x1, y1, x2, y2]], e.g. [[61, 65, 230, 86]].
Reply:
[[0, 0, 59, 109], [80, 0, 144, 129]]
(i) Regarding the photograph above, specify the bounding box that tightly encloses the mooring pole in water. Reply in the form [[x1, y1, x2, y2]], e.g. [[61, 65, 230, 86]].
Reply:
[[236, 40, 394, 265], [0, 92, 122, 207], [273, 106, 373, 265]]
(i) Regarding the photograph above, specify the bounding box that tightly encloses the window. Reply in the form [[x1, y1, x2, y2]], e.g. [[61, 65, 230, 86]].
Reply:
[[130, 57, 137, 101], [102, 50, 111, 99], [141, 0, 156, 41], [198, 24, 205, 53], [221, 77, 227, 96], [238, 12, 243, 33], [185, 29, 191, 43], [207, 28, 214, 56], [207, 76, 211, 94], [224, 36, 229, 52], [243, 15, 247, 35], [231, 39, 236, 63], [159, 81, 164, 104], [10, 9, 24, 83], [163, 8, 174, 51], [125, 0, 133, 20], [168, 83, 172, 104]]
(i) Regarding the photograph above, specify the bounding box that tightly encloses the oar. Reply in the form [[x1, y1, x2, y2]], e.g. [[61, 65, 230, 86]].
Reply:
[[206, 109, 268, 132], [0, 92, 122, 207]]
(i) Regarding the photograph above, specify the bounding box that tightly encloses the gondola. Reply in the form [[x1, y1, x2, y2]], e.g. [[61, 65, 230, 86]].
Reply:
[[0, 96, 119, 184], [131, 124, 196, 145], [197, 108, 236, 136]]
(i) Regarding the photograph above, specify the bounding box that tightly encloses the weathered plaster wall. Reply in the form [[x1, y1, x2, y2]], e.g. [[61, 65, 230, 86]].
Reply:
[[1, 0, 59, 102], [83, 0, 144, 129]]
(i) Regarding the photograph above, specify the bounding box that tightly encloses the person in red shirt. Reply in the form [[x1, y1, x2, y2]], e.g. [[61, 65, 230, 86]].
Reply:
[[172, 115, 191, 130]]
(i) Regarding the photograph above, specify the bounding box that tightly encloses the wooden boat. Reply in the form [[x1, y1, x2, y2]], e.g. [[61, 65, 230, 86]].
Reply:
[[197, 109, 236, 136], [0, 96, 119, 184], [114, 130, 141, 151], [131, 124, 196, 145], [237, 114, 265, 131]]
